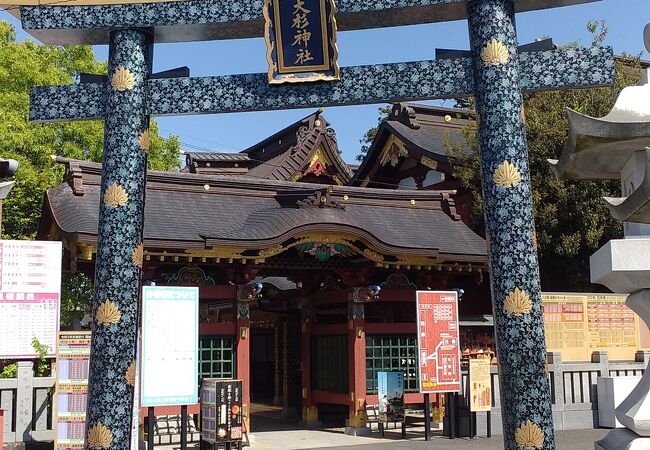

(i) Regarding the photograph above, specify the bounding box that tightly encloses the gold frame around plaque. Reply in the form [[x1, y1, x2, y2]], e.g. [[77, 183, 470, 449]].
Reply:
[[263, 0, 341, 84]]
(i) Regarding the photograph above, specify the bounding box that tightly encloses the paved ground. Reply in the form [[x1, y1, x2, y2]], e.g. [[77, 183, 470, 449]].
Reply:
[[161, 418, 610, 450]]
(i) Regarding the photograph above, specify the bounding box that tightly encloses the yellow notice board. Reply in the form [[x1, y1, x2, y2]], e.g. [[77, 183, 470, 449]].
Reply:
[[542, 293, 650, 362], [469, 358, 491, 412]]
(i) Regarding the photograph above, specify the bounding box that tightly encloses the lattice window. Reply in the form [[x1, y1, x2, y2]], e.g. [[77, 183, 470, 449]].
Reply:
[[199, 336, 236, 381], [366, 335, 419, 394]]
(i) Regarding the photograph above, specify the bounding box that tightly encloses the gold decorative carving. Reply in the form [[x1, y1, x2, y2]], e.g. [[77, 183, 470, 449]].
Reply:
[[515, 420, 545, 450], [185, 247, 246, 259], [139, 129, 150, 152], [132, 243, 144, 268], [379, 135, 409, 167], [111, 66, 136, 91], [420, 156, 438, 170], [481, 38, 509, 65], [96, 299, 121, 326], [125, 360, 136, 386], [363, 248, 384, 263], [78, 243, 95, 261], [504, 288, 532, 317], [258, 245, 285, 258], [493, 160, 522, 189], [87, 423, 113, 449], [103, 183, 128, 208]]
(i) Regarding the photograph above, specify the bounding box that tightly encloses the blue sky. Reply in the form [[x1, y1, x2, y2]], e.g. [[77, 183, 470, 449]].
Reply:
[[2, 0, 649, 163]]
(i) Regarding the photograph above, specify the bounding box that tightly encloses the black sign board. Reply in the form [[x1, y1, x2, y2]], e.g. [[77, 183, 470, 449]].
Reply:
[[263, 0, 340, 84], [200, 379, 244, 443]]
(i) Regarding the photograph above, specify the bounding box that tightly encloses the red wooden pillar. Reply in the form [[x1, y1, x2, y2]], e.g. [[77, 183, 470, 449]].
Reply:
[[346, 295, 367, 431], [236, 291, 252, 431], [301, 306, 318, 424]]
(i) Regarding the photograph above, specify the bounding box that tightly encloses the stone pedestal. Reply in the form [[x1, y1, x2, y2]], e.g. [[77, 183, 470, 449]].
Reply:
[[590, 239, 650, 293], [595, 429, 650, 450], [598, 377, 642, 428]]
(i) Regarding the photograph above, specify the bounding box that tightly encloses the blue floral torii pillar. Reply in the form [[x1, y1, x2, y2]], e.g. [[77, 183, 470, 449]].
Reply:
[[85, 29, 152, 449], [467, 1, 554, 449]]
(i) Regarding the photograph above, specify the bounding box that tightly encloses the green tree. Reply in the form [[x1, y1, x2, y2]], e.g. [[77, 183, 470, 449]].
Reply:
[[0, 21, 182, 327], [357, 105, 391, 161], [445, 24, 642, 291], [0, 21, 181, 241]]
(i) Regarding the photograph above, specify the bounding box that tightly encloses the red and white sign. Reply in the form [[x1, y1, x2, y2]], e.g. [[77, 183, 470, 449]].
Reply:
[[416, 291, 461, 393], [0, 240, 61, 358]]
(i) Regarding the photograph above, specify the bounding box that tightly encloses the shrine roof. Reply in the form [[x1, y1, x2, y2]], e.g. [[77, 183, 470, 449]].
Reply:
[[40, 157, 487, 264], [352, 103, 472, 185], [8, 0, 600, 45], [182, 111, 353, 184]]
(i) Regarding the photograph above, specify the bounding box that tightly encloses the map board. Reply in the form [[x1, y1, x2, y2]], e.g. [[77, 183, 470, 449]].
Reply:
[[469, 358, 492, 412], [0, 240, 61, 358], [542, 293, 650, 362], [416, 291, 461, 394], [54, 331, 91, 450], [141, 286, 198, 407]]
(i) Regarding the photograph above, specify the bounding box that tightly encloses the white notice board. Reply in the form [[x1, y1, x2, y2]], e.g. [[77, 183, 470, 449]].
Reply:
[[141, 286, 198, 406], [0, 240, 62, 358]]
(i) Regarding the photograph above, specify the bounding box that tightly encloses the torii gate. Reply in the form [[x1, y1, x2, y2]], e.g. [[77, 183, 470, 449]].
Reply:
[[10, 0, 614, 448]]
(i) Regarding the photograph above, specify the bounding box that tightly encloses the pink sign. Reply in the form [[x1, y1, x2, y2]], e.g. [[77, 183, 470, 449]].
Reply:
[[416, 291, 462, 393], [0, 240, 61, 358]]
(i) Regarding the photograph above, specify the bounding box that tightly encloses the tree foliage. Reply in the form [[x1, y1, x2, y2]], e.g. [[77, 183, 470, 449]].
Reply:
[[446, 24, 642, 291], [0, 21, 181, 241], [357, 106, 391, 161], [0, 21, 182, 326]]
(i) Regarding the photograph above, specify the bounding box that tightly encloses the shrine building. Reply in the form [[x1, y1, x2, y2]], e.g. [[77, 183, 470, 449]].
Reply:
[[38, 103, 492, 430]]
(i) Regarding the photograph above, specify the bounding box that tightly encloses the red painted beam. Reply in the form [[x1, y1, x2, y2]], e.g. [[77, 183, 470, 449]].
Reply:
[[365, 322, 417, 334], [199, 285, 237, 300], [199, 322, 236, 336], [312, 390, 349, 405]]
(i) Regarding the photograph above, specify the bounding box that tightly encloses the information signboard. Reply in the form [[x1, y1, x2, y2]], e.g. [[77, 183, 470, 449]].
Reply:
[[141, 286, 198, 407], [542, 293, 650, 361], [0, 240, 61, 358], [416, 291, 461, 394], [469, 358, 492, 412], [200, 379, 244, 443], [54, 331, 91, 450], [377, 371, 405, 422]]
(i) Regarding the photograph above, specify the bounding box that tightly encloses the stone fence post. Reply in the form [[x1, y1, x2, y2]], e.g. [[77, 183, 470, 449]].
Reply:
[[635, 351, 650, 368], [547, 352, 564, 407], [592, 351, 610, 378], [16, 361, 34, 443]]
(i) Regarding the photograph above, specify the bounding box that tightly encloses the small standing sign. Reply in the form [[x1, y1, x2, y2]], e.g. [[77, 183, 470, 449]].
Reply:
[[263, 0, 340, 84], [200, 379, 244, 444], [141, 286, 199, 407], [415, 291, 462, 394], [377, 371, 405, 423], [469, 358, 492, 412]]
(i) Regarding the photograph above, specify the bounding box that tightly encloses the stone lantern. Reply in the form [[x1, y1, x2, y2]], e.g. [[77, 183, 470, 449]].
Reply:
[[550, 24, 650, 450]]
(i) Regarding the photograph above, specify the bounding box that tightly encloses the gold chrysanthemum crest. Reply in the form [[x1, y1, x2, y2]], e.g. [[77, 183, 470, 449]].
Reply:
[[111, 65, 136, 91], [493, 160, 522, 189], [103, 183, 128, 209], [515, 420, 545, 450], [139, 129, 150, 152], [481, 38, 509, 65], [132, 243, 144, 269], [125, 360, 136, 386], [504, 288, 533, 317], [87, 423, 113, 449], [96, 299, 121, 326]]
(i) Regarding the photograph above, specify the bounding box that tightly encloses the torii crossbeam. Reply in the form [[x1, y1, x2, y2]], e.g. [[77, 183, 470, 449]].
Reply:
[[11, 0, 614, 449]]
